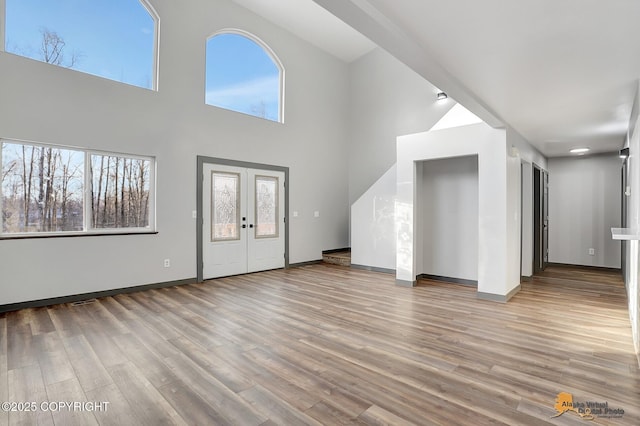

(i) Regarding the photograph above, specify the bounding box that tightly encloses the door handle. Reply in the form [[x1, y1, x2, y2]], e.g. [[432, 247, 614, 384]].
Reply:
[[249, 224, 254, 228]]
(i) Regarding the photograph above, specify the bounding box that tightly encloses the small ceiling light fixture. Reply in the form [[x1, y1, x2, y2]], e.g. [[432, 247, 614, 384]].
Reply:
[[620, 147, 630, 159], [569, 147, 590, 154], [436, 92, 448, 101]]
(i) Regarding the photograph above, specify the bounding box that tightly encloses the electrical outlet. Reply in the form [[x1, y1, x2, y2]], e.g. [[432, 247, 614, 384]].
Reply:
[[164, 259, 171, 268], [588, 248, 595, 256]]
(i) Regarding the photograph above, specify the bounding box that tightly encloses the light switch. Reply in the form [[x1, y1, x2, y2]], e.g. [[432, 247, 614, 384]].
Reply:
[[314, 211, 320, 218]]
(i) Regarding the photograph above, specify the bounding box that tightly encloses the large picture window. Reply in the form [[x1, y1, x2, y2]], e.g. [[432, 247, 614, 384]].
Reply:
[[1, 139, 155, 237], [3, 0, 159, 90]]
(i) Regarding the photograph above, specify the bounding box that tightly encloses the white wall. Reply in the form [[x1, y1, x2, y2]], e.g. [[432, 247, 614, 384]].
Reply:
[[623, 85, 640, 358], [419, 156, 478, 281], [347, 47, 454, 266], [0, 0, 351, 305], [548, 154, 621, 268], [347, 48, 453, 206], [350, 165, 397, 270]]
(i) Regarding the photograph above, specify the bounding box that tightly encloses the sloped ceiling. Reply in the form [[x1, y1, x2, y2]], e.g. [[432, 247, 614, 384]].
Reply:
[[231, 0, 375, 62], [236, 0, 640, 157]]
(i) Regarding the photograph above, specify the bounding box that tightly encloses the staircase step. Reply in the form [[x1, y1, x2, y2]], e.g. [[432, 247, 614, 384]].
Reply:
[[322, 250, 351, 267]]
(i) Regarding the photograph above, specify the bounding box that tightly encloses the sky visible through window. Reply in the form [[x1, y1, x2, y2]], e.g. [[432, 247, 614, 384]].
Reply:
[[206, 33, 281, 122], [4, 0, 156, 89]]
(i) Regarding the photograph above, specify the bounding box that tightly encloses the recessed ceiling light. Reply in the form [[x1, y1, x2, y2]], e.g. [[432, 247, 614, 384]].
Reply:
[[569, 148, 590, 154]]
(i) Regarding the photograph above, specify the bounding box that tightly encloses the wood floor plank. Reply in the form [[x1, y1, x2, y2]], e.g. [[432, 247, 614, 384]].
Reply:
[[158, 380, 232, 426], [304, 399, 370, 425], [46, 305, 84, 339], [61, 335, 114, 392], [44, 378, 98, 426], [7, 364, 54, 426], [239, 384, 323, 426], [106, 361, 185, 425], [161, 355, 267, 425], [110, 333, 178, 389], [167, 336, 255, 393], [80, 329, 129, 369], [34, 332, 76, 386], [0, 264, 638, 425], [6, 323, 36, 371], [84, 383, 137, 426], [28, 307, 56, 336], [358, 405, 419, 426]]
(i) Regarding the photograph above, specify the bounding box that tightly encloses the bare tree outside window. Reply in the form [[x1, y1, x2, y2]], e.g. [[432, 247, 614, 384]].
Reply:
[[1, 143, 84, 233], [38, 28, 82, 68], [5, 0, 157, 89], [91, 155, 150, 229]]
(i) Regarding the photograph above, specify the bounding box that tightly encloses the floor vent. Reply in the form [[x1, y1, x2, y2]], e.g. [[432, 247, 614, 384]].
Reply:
[[70, 299, 97, 306]]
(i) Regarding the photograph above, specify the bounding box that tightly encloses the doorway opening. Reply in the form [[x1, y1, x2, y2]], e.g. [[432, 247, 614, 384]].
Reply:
[[196, 156, 289, 282], [416, 155, 479, 285], [533, 165, 549, 273]]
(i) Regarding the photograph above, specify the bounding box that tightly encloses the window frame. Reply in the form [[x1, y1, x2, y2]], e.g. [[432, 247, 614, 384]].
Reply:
[[0, 0, 161, 91], [205, 28, 285, 123], [0, 138, 156, 239]]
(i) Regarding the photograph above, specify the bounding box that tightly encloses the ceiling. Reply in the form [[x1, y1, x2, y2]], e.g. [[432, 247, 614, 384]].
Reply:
[[231, 0, 375, 63], [234, 0, 640, 157]]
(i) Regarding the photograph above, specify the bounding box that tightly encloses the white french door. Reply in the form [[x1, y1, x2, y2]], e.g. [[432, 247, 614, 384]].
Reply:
[[202, 164, 285, 279]]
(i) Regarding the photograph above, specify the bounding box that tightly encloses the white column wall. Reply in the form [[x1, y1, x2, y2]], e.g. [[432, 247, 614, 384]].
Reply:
[[396, 123, 521, 299]]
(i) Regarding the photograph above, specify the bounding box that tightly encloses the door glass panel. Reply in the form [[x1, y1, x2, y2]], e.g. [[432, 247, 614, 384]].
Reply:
[[255, 176, 278, 238], [212, 172, 240, 241]]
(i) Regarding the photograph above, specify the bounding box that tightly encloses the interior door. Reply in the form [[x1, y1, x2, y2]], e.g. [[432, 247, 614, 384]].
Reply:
[[542, 170, 549, 269], [202, 164, 285, 279], [533, 167, 542, 273], [533, 166, 549, 273]]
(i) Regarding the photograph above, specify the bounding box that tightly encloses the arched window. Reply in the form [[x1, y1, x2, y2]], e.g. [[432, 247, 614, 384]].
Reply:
[[4, 0, 159, 90], [206, 30, 284, 123]]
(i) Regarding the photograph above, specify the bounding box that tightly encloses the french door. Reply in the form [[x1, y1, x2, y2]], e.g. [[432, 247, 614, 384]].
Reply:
[[202, 163, 285, 279]]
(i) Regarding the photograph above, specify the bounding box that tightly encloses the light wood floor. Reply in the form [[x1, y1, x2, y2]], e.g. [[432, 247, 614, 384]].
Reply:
[[1, 264, 639, 425]]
